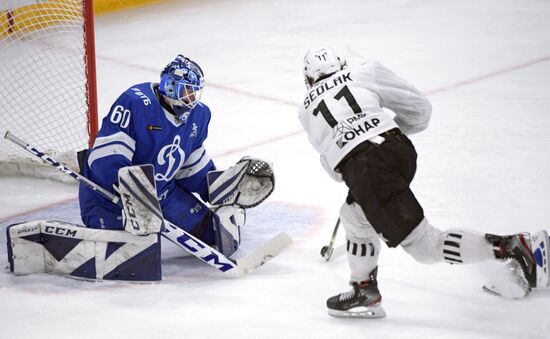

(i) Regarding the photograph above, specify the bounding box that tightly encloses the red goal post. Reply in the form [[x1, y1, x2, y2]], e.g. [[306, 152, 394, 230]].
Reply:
[[0, 0, 98, 180]]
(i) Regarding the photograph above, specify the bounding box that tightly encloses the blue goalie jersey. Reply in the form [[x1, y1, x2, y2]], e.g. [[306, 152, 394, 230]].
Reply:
[[79, 82, 215, 230]]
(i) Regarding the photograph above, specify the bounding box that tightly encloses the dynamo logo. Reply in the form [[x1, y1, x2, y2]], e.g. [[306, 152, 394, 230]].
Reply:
[[155, 135, 185, 182]]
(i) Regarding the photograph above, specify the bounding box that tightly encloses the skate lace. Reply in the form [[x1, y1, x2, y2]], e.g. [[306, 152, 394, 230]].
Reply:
[[339, 287, 357, 301]]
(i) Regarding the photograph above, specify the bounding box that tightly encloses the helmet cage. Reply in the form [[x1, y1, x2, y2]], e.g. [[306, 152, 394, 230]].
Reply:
[[173, 69, 203, 111], [159, 55, 205, 120]]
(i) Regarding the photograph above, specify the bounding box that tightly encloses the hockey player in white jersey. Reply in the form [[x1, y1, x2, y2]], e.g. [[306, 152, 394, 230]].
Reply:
[[298, 47, 549, 318]]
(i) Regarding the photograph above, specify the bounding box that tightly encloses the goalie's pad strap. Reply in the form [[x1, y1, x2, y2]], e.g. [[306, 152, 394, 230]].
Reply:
[[6, 220, 161, 281]]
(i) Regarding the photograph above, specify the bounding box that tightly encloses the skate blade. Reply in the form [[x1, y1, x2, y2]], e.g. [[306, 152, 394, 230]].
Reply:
[[482, 284, 529, 299], [482, 261, 531, 299], [328, 304, 386, 319], [482, 285, 505, 297], [532, 230, 549, 288]]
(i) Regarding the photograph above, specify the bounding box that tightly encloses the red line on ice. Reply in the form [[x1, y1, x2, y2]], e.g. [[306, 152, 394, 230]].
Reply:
[[0, 197, 77, 224]]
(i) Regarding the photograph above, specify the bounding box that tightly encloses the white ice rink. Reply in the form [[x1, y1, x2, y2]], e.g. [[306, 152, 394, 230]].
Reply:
[[1, 0, 550, 338]]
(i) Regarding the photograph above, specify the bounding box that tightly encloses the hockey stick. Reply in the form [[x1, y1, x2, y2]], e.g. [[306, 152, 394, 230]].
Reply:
[[4, 131, 292, 277], [320, 217, 340, 261]]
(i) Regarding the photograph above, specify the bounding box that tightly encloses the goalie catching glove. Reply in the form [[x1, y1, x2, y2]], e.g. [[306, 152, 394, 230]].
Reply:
[[208, 157, 275, 208]]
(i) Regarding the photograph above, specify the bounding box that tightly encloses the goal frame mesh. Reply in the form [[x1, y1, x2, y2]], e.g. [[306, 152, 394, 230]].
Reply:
[[0, 0, 98, 181]]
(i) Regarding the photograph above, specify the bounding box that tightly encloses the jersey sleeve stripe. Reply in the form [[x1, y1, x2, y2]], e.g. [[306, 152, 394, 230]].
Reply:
[[182, 146, 206, 168], [87, 144, 134, 168], [93, 140, 135, 154], [93, 131, 136, 151]]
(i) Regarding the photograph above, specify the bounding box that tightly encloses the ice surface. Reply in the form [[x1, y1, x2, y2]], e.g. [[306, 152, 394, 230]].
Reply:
[[1, 0, 550, 338]]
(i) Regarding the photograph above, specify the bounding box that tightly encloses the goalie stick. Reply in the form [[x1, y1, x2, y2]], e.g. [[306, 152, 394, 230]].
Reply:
[[4, 131, 292, 277]]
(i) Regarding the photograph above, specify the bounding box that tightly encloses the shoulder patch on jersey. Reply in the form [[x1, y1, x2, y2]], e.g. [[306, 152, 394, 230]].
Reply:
[[130, 87, 153, 106], [189, 123, 199, 138]]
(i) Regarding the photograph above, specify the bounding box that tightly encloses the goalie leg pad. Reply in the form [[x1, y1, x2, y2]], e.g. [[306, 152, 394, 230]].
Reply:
[[6, 220, 161, 281], [212, 205, 246, 258]]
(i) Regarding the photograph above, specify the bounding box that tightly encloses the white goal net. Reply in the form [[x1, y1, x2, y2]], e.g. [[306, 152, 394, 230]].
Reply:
[[0, 0, 97, 181]]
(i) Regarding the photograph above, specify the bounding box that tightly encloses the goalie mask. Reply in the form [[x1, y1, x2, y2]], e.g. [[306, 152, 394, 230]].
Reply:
[[159, 54, 205, 122], [303, 47, 347, 89]]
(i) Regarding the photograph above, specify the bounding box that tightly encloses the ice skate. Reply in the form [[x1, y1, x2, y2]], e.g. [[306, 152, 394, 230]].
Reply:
[[483, 232, 546, 298], [486, 233, 537, 287], [326, 268, 386, 319], [483, 260, 531, 299]]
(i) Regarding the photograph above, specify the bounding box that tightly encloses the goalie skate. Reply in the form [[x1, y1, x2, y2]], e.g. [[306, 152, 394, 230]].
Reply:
[[327, 268, 386, 319]]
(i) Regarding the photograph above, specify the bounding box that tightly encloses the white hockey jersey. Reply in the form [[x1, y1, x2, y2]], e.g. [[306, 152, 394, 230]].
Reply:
[[298, 60, 432, 179]]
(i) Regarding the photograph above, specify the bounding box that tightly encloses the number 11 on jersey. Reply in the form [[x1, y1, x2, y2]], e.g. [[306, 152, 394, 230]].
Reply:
[[312, 86, 362, 127]]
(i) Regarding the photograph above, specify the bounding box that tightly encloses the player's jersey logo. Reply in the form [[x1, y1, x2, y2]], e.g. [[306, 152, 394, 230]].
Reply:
[[155, 135, 185, 182], [189, 123, 198, 138]]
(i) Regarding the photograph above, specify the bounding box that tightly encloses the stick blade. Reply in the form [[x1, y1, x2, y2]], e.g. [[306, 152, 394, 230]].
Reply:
[[323, 247, 334, 261], [236, 232, 293, 275]]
